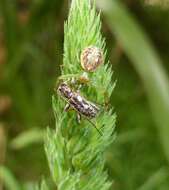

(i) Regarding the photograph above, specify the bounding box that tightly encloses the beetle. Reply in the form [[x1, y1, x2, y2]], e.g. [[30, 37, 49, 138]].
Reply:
[[56, 82, 102, 135]]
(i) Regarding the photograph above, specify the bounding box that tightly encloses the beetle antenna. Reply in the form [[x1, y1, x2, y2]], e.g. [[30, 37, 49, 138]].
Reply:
[[87, 119, 103, 136]]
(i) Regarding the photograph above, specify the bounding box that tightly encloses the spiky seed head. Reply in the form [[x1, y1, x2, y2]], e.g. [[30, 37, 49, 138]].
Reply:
[[80, 46, 104, 72]]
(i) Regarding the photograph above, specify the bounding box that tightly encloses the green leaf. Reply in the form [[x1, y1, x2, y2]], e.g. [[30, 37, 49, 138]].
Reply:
[[10, 128, 44, 150], [137, 167, 168, 190], [0, 166, 21, 190]]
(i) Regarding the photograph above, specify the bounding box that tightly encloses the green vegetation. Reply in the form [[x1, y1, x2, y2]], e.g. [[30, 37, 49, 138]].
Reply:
[[0, 0, 169, 189], [44, 0, 115, 189]]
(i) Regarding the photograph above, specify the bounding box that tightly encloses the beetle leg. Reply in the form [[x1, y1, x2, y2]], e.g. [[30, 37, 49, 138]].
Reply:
[[64, 103, 71, 112], [76, 113, 82, 123]]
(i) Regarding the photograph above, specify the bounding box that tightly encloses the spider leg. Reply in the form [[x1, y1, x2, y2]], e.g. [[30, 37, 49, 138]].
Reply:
[[76, 113, 82, 123], [58, 74, 80, 81]]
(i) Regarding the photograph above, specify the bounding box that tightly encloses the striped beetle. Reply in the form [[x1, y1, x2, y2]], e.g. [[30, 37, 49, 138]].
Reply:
[[56, 82, 102, 135]]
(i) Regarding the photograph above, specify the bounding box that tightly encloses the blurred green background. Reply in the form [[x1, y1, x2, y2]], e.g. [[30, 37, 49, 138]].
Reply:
[[0, 0, 169, 189]]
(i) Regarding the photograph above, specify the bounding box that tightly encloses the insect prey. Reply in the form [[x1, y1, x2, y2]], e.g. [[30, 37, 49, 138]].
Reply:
[[57, 82, 102, 135]]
